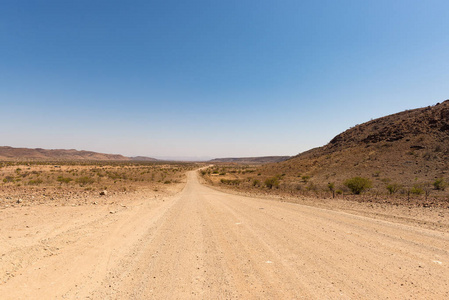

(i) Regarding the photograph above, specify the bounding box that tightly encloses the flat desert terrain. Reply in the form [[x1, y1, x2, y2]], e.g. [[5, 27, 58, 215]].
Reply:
[[1, 171, 448, 299]]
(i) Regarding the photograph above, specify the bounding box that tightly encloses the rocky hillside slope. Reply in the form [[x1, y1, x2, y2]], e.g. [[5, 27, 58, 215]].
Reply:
[[261, 100, 449, 192]]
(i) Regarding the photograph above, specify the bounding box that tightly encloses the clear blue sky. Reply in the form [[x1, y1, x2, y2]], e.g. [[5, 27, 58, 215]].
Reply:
[[1, 0, 449, 159]]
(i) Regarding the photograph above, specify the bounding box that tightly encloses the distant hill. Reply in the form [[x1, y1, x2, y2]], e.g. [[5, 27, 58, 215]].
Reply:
[[210, 156, 291, 164], [131, 156, 159, 162], [261, 100, 449, 191], [0, 146, 157, 162]]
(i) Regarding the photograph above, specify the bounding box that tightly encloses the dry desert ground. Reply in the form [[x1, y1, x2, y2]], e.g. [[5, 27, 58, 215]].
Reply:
[[0, 168, 448, 299]]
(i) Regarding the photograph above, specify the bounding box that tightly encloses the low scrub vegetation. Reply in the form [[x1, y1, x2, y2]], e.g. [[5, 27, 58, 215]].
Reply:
[[433, 178, 447, 191], [386, 183, 402, 195], [344, 177, 372, 195], [410, 185, 424, 195], [220, 179, 241, 185], [1, 161, 195, 205], [264, 176, 280, 189], [200, 164, 449, 207]]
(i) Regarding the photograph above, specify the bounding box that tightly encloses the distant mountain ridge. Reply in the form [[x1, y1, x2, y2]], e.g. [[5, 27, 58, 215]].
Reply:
[[210, 156, 290, 164], [130, 156, 159, 162], [0, 146, 158, 162]]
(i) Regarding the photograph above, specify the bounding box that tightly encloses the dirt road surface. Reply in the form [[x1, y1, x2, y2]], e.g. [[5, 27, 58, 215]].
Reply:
[[1, 171, 448, 299]]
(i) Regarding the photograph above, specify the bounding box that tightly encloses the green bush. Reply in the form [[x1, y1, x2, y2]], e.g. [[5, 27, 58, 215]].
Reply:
[[252, 179, 261, 187], [433, 178, 447, 191], [28, 179, 43, 185], [386, 183, 401, 195], [76, 176, 94, 186], [301, 175, 310, 183], [220, 179, 241, 185], [344, 177, 372, 194], [57, 176, 73, 184], [3, 176, 14, 183], [264, 177, 280, 189], [410, 185, 424, 195]]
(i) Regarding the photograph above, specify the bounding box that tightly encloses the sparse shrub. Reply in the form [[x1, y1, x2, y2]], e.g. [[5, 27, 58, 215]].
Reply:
[[306, 182, 318, 191], [336, 189, 343, 195], [433, 178, 447, 191], [328, 182, 335, 198], [28, 179, 43, 185], [220, 179, 241, 185], [264, 177, 280, 189], [76, 176, 94, 186], [386, 183, 401, 195], [163, 180, 171, 184], [3, 176, 14, 183], [252, 179, 260, 187], [301, 175, 310, 183], [410, 185, 424, 195], [344, 177, 372, 195], [57, 176, 73, 184], [381, 178, 391, 184]]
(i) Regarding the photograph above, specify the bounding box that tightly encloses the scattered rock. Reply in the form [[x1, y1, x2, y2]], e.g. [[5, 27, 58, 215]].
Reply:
[[410, 145, 425, 150], [100, 190, 108, 196], [16, 199, 23, 204]]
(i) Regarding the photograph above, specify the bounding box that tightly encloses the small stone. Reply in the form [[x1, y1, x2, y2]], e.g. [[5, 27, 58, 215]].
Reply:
[[17, 199, 23, 204], [100, 190, 107, 196]]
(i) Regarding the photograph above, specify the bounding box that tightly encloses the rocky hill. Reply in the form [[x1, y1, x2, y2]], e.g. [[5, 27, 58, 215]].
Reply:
[[260, 100, 449, 192], [0, 146, 157, 162], [210, 156, 290, 164]]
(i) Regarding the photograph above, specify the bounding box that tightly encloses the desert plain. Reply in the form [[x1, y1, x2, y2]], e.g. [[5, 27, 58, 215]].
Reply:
[[0, 161, 448, 299]]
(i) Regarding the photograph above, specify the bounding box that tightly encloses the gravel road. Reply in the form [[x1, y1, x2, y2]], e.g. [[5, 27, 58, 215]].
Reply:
[[1, 171, 448, 299]]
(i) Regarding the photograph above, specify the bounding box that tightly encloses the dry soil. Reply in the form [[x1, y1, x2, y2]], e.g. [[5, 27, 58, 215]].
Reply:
[[0, 171, 448, 299]]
